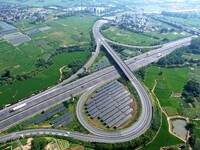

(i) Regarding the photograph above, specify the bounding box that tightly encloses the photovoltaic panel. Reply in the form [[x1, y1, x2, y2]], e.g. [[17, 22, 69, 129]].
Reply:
[[100, 101, 116, 112], [86, 105, 96, 112], [108, 114, 125, 128], [124, 108, 133, 115], [50, 112, 71, 125], [98, 106, 115, 118], [86, 100, 94, 105], [97, 99, 115, 110], [91, 111, 101, 119], [116, 97, 131, 107], [88, 108, 98, 116], [118, 99, 133, 110], [116, 93, 130, 102], [95, 96, 112, 107], [35, 114, 47, 124], [101, 108, 119, 121], [104, 111, 122, 124], [115, 114, 132, 128], [62, 118, 73, 127], [121, 106, 130, 113]]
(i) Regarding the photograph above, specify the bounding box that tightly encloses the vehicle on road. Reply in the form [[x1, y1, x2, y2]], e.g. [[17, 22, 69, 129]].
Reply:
[[157, 53, 162, 57], [10, 103, 26, 112]]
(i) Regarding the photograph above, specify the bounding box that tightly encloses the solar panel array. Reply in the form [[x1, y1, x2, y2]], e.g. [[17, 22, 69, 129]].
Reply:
[[85, 80, 134, 128], [91, 58, 110, 72], [22, 103, 70, 126], [51, 112, 73, 128]]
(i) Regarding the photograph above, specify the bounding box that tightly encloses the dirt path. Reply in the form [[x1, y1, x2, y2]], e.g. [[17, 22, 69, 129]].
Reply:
[[59, 66, 66, 81]]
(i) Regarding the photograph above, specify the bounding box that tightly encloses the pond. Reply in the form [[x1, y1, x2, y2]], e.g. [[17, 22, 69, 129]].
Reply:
[[171, 119, 187, 140]]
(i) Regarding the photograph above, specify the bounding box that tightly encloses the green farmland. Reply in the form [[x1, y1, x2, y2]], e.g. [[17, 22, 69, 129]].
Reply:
[[0, 15, 96, 75], [145, 66, 189, 116], [0, 51, 90, 107], [162, 16, 200, 28], [0, 15, 96, 107], [142, 113, 183, 150], [144, 66, 200, 118], [101, 26, 189, 46]]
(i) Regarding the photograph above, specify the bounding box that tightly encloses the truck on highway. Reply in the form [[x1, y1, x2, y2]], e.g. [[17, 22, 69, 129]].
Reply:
[[10, 103, 27, 112]]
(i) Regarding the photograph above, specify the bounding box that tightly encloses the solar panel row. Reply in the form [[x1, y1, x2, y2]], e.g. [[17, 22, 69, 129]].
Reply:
[[62, 118, 73, 127], [93, 92, 110, 102], [99, 106, 115, 118], [115, 114, 132, 128], [92, 90, 109, 100], [118, 99, 133, 110], [104, 111, 122, 125], [121, 105, 130, 113], [97, 99, 115, 110], [86, 100, 94, 105], [108, 114, 126, 128], [115, 97, 131, 107], [96, 81, 117, 93], [46, 106, 66, 118], [88, 108, 98, 116], [95, 94, 112, 103], [50, 112, 71, 125], [95, 96, 112, 107], [116, 93, 130, 102], [124, 108, 133, 115], [22, 118, 36, 127], [113, 91, 129, 101], [35, 114, 47, 124], [52, 113, 72, 128], [100, 101, 116, 113], [86, 105, 97, 112], [90, 111, 101, 119], [111, 88, 125, 98], [101, 108, 119, 122]]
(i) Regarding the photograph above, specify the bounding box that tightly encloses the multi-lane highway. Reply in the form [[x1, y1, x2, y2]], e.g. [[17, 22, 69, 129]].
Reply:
[[0, 20, 193, 143]]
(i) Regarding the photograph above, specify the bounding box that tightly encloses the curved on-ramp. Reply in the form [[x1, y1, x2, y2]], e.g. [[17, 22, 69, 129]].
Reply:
[[75, 20, 153, 140]]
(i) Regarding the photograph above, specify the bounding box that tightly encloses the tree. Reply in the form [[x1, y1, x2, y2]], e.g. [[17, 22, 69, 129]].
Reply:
[[137, 68, 146, 80], [31, 137, 48, 150], [1, 70, 11, 78], [183, 80, 200, 98], [194, 138, 200, 150]]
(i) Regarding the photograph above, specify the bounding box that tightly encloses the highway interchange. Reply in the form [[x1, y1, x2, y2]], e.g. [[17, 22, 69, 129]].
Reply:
[[0, 20, 193, 143]]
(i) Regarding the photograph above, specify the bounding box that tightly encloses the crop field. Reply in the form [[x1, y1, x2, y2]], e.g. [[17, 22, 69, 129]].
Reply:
[[145, 66, 190, 116], [142, 113, 183, 150], [0, 52, 90, 107], [0, 16, 96, 75], [162, 16, 200, 28], [145, 66, 200, 118], [101, 26, 189, 46]]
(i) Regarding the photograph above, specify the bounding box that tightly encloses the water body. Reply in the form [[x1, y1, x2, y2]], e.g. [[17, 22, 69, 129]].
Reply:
[[172, 119, 187, 140]]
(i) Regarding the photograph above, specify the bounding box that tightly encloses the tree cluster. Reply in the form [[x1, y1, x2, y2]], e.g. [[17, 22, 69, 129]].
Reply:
[[136, 68, 146, 80], [187, 123, 200, 150], [31, 137, 49, 150], [188, 37, 200, 54], [157, 47, 187, 67], [68, 60, 84, 74], [182, 80, 200, 103]]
